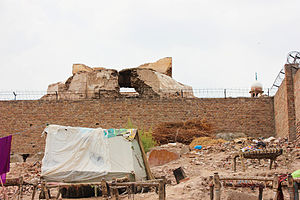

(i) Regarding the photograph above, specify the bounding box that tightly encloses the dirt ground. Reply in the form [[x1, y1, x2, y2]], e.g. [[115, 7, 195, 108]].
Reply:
[[3, 137, 300, 200]]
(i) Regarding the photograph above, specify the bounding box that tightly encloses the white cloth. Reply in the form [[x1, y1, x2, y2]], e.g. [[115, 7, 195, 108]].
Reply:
[[41, 125, 110, 182]]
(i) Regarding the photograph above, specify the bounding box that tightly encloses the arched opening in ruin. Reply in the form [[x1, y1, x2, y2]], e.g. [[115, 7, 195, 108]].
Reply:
[[120, 87, 139, 97]]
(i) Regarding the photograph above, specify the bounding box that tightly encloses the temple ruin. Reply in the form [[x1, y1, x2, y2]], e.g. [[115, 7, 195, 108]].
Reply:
[[42, 57, 194, 100]]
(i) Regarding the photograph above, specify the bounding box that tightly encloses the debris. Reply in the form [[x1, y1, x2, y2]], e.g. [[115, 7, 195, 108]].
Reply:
[[216, 132, 246, 141], [173, 167, 187, 184], [264, 136, 276, 143], [148, 149, 180, 167], [194, 145, 202, 150]]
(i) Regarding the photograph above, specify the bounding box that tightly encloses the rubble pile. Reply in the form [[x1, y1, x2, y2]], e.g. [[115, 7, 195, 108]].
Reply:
[[152, 118, 213, 145], [3, 162, 41, 199]]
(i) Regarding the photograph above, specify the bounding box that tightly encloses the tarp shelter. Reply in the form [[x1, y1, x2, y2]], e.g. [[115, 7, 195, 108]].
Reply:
[[41, 125, 153, 183]]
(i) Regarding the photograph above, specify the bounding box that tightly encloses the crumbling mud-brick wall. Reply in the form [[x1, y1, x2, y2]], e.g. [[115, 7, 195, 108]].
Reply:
[[0, 97, 274, 154]]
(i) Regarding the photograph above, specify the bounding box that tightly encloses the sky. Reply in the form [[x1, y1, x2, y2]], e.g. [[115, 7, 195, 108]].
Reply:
[[1, 0, 300, 92]]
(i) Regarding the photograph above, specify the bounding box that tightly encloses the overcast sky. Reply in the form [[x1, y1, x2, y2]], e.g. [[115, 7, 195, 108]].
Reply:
[[1, 0, 300, 91]]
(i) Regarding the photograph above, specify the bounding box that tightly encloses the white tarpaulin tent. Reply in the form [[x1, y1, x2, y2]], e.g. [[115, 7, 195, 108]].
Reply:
[[41, 125, 152, 183]]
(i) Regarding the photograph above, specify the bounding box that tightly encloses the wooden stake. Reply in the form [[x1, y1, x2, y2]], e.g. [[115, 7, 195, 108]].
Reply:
[[213, 172, 221, 200], [101, 179, 108, 199], [258, 184, 264, 200], [136, 130, 155, 180], [56, 186, 61, 200], [158, 179, 166, 200], [41, 181, 50, 200], [112, 178, 119, 200], [240, 153, 246, 172], [209, 176, 214, 200], [287, 174, 295, 200], [233, 155, 237, 172], [270, 159, 274, 170], [94, 185, 97, 197], [272, 173, 278, 200], [31, 184, 37, 200], [18, 176, 23, 200]]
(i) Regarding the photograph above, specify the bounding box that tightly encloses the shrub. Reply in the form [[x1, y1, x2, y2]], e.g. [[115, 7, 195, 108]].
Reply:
[[126, 118, 156, 153]]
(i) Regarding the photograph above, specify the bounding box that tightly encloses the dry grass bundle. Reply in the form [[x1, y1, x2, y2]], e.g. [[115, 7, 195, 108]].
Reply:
[[152, 118, 214, 145], [189, 137, 226, 149]]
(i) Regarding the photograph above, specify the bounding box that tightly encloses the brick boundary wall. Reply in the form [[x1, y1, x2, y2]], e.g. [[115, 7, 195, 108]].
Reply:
[[274, 75, 289, 138], [294, 68, 300, 136], [274, 64, 299, 140], [0, 97, 275, 154]]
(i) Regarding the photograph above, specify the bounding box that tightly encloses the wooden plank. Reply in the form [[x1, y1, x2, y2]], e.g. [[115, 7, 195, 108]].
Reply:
[[220, 176, 273, 181]]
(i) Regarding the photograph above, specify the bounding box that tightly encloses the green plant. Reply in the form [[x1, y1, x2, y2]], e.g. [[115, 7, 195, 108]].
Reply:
[[140, 127, 156, 153], [126, 118, 156, 153]]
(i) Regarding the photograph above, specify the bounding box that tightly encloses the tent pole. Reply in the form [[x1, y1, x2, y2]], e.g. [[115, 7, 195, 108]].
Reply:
[[136, 130, 155, 180]]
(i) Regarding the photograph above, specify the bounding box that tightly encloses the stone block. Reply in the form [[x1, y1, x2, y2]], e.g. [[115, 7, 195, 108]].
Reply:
[[72, 64, 93, 74], [138, 57, 172, 77]]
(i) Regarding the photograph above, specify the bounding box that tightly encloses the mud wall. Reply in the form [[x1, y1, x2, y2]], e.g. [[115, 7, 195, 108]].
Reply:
[[0, 97, 274, 154], [274, 64, 298, 140], [294, 68, 300, 135]]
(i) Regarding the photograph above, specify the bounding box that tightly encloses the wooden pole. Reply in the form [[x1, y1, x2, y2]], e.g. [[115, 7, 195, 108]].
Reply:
[[240, 154, 246, 172], [41, 180, 50, 200], [18, 176, 23, 200], [94, 185, 98, 197], [258, 184, 264, 200], [56, 186, 61, 200], [270, 159, 273, 170], [136, 130, 155, 180], [213, 172, 221, 200], [31, 184, 37, 200], [112, 178, 119, 200], [209, 176, 214, 200], [287, 174, 295, 200], [233, 155, 237, 172], [158, 179, 166, 200], [272, 173, 278, 200], [101, 179, 108, 199]]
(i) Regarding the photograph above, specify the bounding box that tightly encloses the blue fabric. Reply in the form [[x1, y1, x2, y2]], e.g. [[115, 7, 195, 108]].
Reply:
[[194, 145, 202, 150]]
